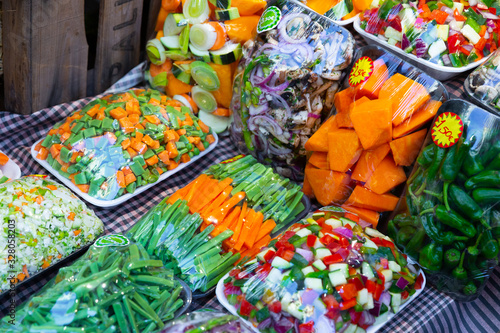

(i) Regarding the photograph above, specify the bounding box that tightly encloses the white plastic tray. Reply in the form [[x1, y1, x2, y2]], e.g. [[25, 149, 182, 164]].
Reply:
[[216, 269, 426, 333], [30, 133, 218, 207], [0, 150, 21, 181], [353, 17, 488, 81], [332, 14, 358, 26]]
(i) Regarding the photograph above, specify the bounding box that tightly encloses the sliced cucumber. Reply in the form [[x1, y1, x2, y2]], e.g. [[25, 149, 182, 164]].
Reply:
[[190, 61, 220, 91], [312, 259, 327, 271], [164, 50, 192, 61], [210, 43, 242, 65], [391, 292, 402, 313], [301, 266, 315, 276], [315, 248, 332, 261], [209, 0, 231, 9], [163, 13, 188, 36], [361, 261, 375, 280], [304, 278, 324, 292], [328, 270, 347, 287], [179, 25, 190, 54], [183, 0, 210, 24], [215, 7, 239, 21], [357, 288, 368, 305], [189, 44, 211, 63], [198, 111, 230, 134], [146, 39, 166, 65], [191, 86, 217, 112], [295, 228, 312, 238], [271, 256, 293, 269], [329, 263, 349, 277], [160, 35, 180, 49]]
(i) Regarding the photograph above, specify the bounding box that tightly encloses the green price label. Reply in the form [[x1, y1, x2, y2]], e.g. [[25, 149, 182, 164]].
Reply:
[[257, 6, 282, 33], [95, 234, 130, 247]]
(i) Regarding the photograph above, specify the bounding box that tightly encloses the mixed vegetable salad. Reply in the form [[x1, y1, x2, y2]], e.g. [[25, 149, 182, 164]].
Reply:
[[145, 0, 264, 133], [231, 0, 355, 180], [389, 100, 500, 300], [161, 311, 253, 332], [359, 0, 500, 67], [1, 239, 187, 332], [221, 208, 424, 332], [0, 176, 104, 292], [34, 89, 216, 201], [467, 47, 500, 111]]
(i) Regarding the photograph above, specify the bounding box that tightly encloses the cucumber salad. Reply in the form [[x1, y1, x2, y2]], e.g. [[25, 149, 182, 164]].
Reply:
[[359, 0, 500, 67], [222, 209, 424, 333], [230, 0, 354, 180], [145, 0, 264, 133], [0, 176, 104, 291]]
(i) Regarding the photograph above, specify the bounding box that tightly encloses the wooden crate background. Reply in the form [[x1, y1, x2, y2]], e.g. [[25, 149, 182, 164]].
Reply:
[[2, 0, 161, 115]]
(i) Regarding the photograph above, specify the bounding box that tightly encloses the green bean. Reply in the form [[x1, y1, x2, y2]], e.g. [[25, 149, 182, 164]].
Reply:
[[132, 292, 164, 328], [112, 302, 131, 333], [122, 297, 140, 333], [129, 275, 174, 287], [127, 259, 163, 270]]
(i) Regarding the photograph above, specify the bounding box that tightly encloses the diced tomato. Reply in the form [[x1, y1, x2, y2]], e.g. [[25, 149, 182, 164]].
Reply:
[[339, 298, 357, 310], [229, 268, 241, 277], [316, 217, 325, 225], [276, 247, 285, 258], [282, 231, 296, 241], [359, 324, 370, 330], [366, 280, 377, 294], [344, 212, 359, 223], [275, 239, 294, 252], [256, 263, 272, 278], [322, 294, 340, 309], [402, 290, 410, 300], [380, 258, 389, 269], [415, 273, 424, 290], [377, 271, 386, 284], [373, 283, 384, 301], [336, 283, 358, 301], [323, 254, 344, 265], [307, 234, 317, 247], [239, 299, 252, 316], [338, 236, 350, 248], [325, 307, 340, 320], [348, 277, 365, 291], [388, 16, 402, 32], [282, 250, 295, 262], [476, 38, 487, 51], [448, 34, 465, 53], [326, 242, 341, 253], [269, 301, 282, 313], [381, 239, 394, 248], [320, 234, 335, 246], [337, 247, 350, 260], [264, 250, 275, 263], [299, 321, 315, 333], [349, 309, 362, 324]]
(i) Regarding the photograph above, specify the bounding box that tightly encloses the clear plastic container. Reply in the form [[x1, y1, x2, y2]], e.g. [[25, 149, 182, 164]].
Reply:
[[160, 310, 254, 333], [230, 0, 355, 180], [0, 150, 21, 183], [389, 99, 500, 301]]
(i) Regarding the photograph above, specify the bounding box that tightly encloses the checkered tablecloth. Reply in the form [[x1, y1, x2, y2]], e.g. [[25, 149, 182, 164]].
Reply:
[[1, 37, 500, 332]]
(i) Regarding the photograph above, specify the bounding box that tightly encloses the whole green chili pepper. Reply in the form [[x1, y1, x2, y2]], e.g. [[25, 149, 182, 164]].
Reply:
[[420, 213, 468, 245], [465, 170, 500, 190], [472, 188, 500, 205], [441, 137, 469, 183], [418, 145, 436, 167], [452, 251, 468, 280], [426, 145, 448, 185], [387, 220, 398, 241], [397, 226, 417, 247], [485, 153, 500, 171], [419, 242, 443, 271], [453, 241, 467, 251], [463, 281, 478, 295], [428, 205, 477, 238], [456, 172, 468, 186], [462, 151, 484, 177], [405, 228, 426, 259], [444, 248, 461, 270], [448, 184, 485, 223], [482, 140, 500, 165], [480, 229, 500, 259]]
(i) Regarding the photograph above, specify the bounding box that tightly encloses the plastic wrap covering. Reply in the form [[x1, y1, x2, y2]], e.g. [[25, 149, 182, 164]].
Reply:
[[218, 207, 425, 333], [358, 0, 499, 68], [303, 45, 448, 229], [161, 310, 254, 332], [0, 236, 190, 332], [466, 47, 500, 115], [32, 89, 216, 204], [230, 0, 355, 180], [389, 99, 500, 301], [145, 0, 265, 133], [0, 176, 104, 293], [302, 0, 369, 23]]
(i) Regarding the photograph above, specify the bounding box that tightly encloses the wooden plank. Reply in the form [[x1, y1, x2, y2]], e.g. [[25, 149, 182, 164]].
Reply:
[[146, 0, 162, 41], [94, 0, 144, 94], [3, 0, 88, 114]]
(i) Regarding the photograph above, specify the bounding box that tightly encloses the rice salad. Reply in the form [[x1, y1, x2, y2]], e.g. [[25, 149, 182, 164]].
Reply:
[[0, 176, 104, 291]]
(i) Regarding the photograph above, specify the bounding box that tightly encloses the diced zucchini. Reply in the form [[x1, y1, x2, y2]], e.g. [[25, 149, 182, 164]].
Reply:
[[364, 239, 378, 250], [271, 256, 293, 269], [387, 37, 398, 46], [215, 8, 240, 21], [381, 269, 393, 282], [388, 260, 401, 272], [329, 263, 349, 277], [325, 218, 342, 228], [452, 2, 464, 13], [340, 218, 356, 228], [461, 24, 481, 44], [266, 267, 283, 284], [449, 19, 464, 31], [315, 248, 332, 260], [189, 44, 211, 63], [362, 262, 375, 280], [286, 302, 304, 320], [295, 228, 312, 237], [364, 292, 374, 310], [305, 277, 324, 291], [385, 26, 402, 41], [302, 266, 315, 276], [436, 24, 450, 41], [329, 270, 347, 287], [357, 288, 368, 305], [210, 43, 242, 65], [312, 259, 327, 271], [428, 39, 447, 58], [391, 292, 402, 313]]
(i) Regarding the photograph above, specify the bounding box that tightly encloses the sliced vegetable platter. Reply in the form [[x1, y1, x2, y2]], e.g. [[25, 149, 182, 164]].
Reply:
[[216, 208, 426, 333], [31, 89, 218, 207], [0, 150, 21, 184]]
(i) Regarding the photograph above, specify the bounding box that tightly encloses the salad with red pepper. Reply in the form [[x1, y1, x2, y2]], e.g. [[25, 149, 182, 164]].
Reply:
[[359, 0, 500, 67], [221, 209, 424, 333]]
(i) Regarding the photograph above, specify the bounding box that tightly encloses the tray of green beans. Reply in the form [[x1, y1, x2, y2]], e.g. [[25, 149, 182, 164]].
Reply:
[[0, 237, 191, 332], [388, 100, 500, 301]]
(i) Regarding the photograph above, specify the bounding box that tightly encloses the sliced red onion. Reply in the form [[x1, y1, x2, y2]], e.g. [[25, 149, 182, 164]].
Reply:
[[268, 141, 292, 155], [255, 43, 281, 57], [358, 219, 372, 228], [380, 291, 391, 306], [487, 19, 496, 28], [308, 113, 321, 119], [387, 3, 403, 20], [248, 115, 284, 135], [301, 289, 320, 305], [257, 317, 272, 330], [268, 92, 291, 118], [396, 276, 410, 289], [369, 302, 382, 317], [485, 31, 490, 40], [334, 227, 353, 239], [359, 311, 376, 326], [259, 79, 290, 92], [449, 29, 460, 36], [441, 6, 453, 14], [361, 275, 368, 285], [337, 247, 350, 261], [462, 44, 474, 52], [442, 54, 451, 66], [249, 103, 269, 115], [415, 38, 428, 58], [258, 131, 269, 153], [479, 9, 500, 20], [274, 317, 294, 333], [252, 70, 275, 86], [401, 33, 410, 50], [445, 15, 454, 24], [277, 13, 311, 44], [296, 248, 313, 262]]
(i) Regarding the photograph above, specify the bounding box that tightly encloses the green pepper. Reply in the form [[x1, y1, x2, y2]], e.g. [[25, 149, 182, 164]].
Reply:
[[427, 1, 438, 10], [449, 53, 463, 67], [482, 141, 500, 165], [463, 281, 478, 295], [448, 184, 484, 223], [444, 248, 461, 270], [441, 0, 453, 7], [485, 153, 500, 171], [431, 205, 477, 238], [378, 0, 400, 19], [387, 220, 398, 241], [462, 151, 484, 177], [417, 144, 435, 167], [405, 228, 426, 259], [453, 241, 467, 251], [452, 251, 468, 280], [480, 229, 499, 259], [420, 213, 468, 245], [472, 188, 500, 205], [419, 242, 443, 271], [426, 145, 448, 185], [441, 137, 469, 183], [465, 170, 500, 190]]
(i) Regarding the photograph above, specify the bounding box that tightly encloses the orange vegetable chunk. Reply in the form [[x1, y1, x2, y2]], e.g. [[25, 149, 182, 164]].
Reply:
[[308, 152, 329, 170], [304, 115, 338, 152], [305, 167, 352, 205], [344, 185, 400, 212], [355, 58, 389, 100], [327, 129, 363, 173], [393, 100, 442, 139], [350, 98, 392, 150], [390, 128, 428, 166], [365, 156, 407, 194], [351, 143, 390, 182], [334, 88, 356, 114], [341, 205, 380, 228]]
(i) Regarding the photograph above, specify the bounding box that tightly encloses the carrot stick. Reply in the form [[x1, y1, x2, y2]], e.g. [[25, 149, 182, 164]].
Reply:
[[226, 201, 247, 248], [167, 181, 194, 205], [211, 206, 241, 237], [206, 191, 246, 225], [234, 209, 254, 251], [184, 174, 209, 205], [190, 177, 233, 212], [244, 211, 263, 249], [200, 185, 232, 221], [255, 219, 277, 242]]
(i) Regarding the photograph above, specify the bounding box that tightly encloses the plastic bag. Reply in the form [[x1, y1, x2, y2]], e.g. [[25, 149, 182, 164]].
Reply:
[[161, 310, 254, 332], [389, 99, 500, 301], [303, 45, 448, 228], [359, 0, 499, 68], [0, 235, 190, 332], [33, 89, 216, 201], [221, 207, 425, 332], [466, 47, 500, 115], [144, 0, 264, 133], [230, 0, 355, 180], [0, 176, 104, 293]]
